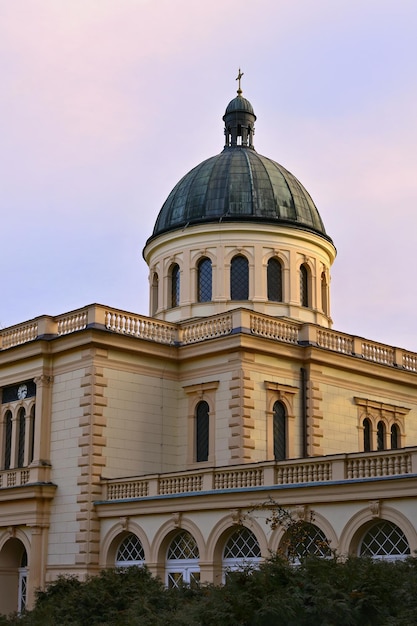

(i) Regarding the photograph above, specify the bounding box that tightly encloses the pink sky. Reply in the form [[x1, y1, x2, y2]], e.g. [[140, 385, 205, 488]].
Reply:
[[1, 0, 417, 350]]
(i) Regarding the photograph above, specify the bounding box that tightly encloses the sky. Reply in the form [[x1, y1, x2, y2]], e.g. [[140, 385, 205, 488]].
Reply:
[[1, 0, 417, 350]]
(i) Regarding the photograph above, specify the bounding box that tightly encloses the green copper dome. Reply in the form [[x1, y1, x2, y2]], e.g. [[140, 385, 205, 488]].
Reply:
[[149, 88, 331, 243]]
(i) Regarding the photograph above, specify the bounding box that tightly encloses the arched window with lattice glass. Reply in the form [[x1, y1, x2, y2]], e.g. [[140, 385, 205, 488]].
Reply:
[[273, 401, 286, 461], [230, 255, 249, 300], [166, 531, 200, 588], [300, 264, 309, 307], [223, 528, 261, 579], [391, 424, 400, 450], [197, 257, 212, 302], [267, 258, 282, 302], [170, 263, 180, 308], [360, 521, 410, 561], [377, 421, 386, 451], [285, 522, 331, 563], [115, 534, 145, 568], [195, 401, 209, 462], [363, 418, 372, 452]]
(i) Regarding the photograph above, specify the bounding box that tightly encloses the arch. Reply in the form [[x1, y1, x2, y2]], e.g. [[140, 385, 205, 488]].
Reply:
[[230, 255, 249, 300], [101, 522, 151, 569], [222, 527, 261, 580], [197, 257, 212, 303], [152, 517, 206, 581], [151, 272, 159, 316], [267, 257, 282, 302], [169, 263, 180, 308], [278, 521, 332, 563], [195, 401, 209, 462], [300, 263, 310, 307], [0, 536, 29, 615], [339, 505, 417, 557], [268, 511, 338, 556], [207, 515, 268, 585], [273, 401, 286, 461]]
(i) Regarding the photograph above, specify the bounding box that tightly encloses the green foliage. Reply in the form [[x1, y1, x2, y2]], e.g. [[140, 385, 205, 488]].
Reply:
[[5, 557, 417, 625]]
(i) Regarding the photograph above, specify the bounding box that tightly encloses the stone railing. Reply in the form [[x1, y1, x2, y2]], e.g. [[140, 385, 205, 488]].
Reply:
[[1, 305, 417, 373], [0, 464, 52, 490], [101, 447, 417, 501]]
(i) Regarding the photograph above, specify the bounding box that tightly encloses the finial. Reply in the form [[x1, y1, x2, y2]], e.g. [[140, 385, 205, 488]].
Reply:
[[236, 68, 244, 96]]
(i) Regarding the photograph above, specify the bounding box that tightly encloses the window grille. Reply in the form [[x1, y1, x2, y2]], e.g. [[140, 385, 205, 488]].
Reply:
[[198, 258, 212, 302], [230, 255, 249, 300], [267, 258, 282, 302], [300, 264, 309, 307], [196, 401, 209, 462], [223, 528, 261, 559], [167, 531, 199, 560], [286, 522, 331, 562], [360, 521, 410, 560], [116, 534, 145, 566], [273, 401, 286, 461]]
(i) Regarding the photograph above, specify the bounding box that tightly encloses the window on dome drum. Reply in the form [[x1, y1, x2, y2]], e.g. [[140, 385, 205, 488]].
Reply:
[[166, 531, 200, 588], [300, 264, 309, 307], [169, 263, 180, 308], [223, 528, 261, 579], [391, 424, 400, 449], [273, 401, 286, 461], [285, 522, 331, 563], [4, 411, 12, 470], [377, 421, 386, 451], [230, 255, 249, 300], [321, 271, 328, 315], [363, 418, 372, 452], [197, 257, 212, 302], [359, 521, 410, 561], [115, 534, 145, 567], [267, 258, 282, 302], [17, 408, 25, 468], [151, 272, 159, 315], [195, 401, 209, 462]]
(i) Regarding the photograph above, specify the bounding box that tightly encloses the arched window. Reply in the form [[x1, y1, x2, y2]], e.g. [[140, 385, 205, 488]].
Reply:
[[230, 255, 249, 300], [197, 257, 212, 302], [391, 424, 400, 450], [4, 411, 12, 470], [363, 418, 372, 452], [377, 421, 386, 451], [321, 271, 328, 315], [17, 408, 26, 468], [151, 272, 159, 315], [115, 534, 145, 568], [166, 531, 200, 588], [223, 528, 261, 578], [267, 258, 282, 302], [28, 405, 35, 465], [300, 264, 309, 307], [195, 401, 209, 462], [273, 401, 286, 461], [360, 521, 410, 561], [285, 522, 331, 563], [170, 264, 180, 308]]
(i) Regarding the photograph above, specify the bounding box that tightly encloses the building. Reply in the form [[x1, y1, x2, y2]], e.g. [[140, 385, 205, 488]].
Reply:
[[1, 80, 417, 614]]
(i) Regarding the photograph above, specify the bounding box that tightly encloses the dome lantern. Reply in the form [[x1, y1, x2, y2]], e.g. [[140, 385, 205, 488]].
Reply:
[[223, 69, 256, 149]]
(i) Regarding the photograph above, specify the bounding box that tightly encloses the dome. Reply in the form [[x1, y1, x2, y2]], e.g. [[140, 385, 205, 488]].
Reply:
[[148, 84, 332, 245]]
